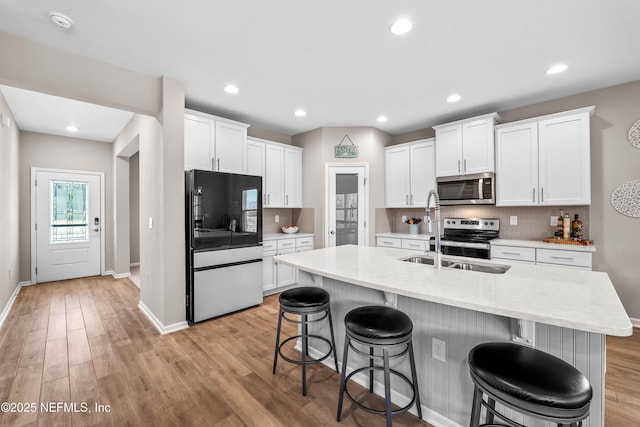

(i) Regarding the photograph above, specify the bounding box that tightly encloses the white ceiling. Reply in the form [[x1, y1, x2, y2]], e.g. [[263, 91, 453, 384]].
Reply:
[[0, 0, 639, 138]]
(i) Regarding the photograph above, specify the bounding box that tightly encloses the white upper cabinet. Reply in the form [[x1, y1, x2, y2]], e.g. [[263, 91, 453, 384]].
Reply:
[[246, 137, 303, 208], [496, 106, 593, 206], [284, 147, 303, 208], [433, 113, 501, 177], [385, 139, 435, 207], [184, 109, 249, 173]]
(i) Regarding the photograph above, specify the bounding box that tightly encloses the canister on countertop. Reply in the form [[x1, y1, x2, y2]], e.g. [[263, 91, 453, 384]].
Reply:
[[572, 214, 583, 240], [557, 209, 565, 237], [563, 213, 571, 239]]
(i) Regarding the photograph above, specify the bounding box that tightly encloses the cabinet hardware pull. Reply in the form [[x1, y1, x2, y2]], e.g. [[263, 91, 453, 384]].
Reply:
[[211, 157, 215, 170], [532, 188, 536, 203], [410, 194, 414, 205], [551, 256, 573, 260], [405, 194, 409, 205], [458, 160, 461, 173], [541, 187, 544, 202], [463, 159, 467, 173], [267, 194, 270, 205], [286, 195, 288, 205], [503, 251, 521, 256], [217, 158, 220, 170]]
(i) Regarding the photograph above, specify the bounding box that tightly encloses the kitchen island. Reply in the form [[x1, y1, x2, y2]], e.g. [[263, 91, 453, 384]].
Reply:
[[274, 245, 631, 427]]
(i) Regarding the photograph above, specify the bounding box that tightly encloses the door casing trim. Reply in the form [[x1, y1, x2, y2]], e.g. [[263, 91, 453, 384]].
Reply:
[[324, 163, 370, 248]]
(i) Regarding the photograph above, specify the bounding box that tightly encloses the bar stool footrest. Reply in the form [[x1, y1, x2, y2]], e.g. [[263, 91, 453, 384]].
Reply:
[[343, 366, 417, 417], [277, 334, 334, 366]]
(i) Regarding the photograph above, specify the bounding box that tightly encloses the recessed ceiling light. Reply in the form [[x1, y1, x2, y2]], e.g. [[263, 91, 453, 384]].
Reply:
[[546, 64, 568, 75], [294, 109, 306, 117], [224, 84, 239, 94], [49, 11, 74, 29], [390, 18, 412, 35], [447, 94, 462, 103], [66, 125, 79, 132], [377, 116, 388, 123]]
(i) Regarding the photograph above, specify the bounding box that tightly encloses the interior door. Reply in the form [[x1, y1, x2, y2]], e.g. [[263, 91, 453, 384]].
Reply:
[[327, 165, 367, 247], [34, 170, 102, 283]]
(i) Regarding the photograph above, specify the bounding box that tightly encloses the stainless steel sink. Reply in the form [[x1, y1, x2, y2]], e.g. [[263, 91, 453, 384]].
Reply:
[[448, 262, 510, 274], [402, 256, 456, 267], [402, 256, 510, 274]]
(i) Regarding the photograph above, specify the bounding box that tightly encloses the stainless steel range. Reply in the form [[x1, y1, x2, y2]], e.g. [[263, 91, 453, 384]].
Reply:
[[429, 218, 499, 259]]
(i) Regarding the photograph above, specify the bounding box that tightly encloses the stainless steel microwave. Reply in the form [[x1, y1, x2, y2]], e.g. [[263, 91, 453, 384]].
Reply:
[[436, 172, 495, 205]]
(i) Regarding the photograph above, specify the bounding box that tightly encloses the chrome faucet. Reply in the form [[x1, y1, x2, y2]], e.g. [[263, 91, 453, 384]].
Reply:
[[426, 189, 442, 269]]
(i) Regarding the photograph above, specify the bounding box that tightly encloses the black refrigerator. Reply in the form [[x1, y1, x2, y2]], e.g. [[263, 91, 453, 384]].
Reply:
[[185, 169, 263, 324]]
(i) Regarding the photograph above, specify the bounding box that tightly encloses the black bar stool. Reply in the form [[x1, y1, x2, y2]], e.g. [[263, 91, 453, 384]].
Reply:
[[336, 305, 422, 427], [272, 286, 339, 396], [468, 342, 592, 427]]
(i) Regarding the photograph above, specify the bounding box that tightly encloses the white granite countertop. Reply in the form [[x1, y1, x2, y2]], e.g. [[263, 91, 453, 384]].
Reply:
[[376, 232, 434, 241], [263, 232, 314, 240], [274, 245, 631, 336], [492, 238, 596, 253]]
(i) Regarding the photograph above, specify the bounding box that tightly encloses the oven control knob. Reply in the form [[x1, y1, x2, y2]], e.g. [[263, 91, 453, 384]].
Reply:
[[446, 220, 451, 224], [490, 221, 495, 226], [484, 221, 488, 225]]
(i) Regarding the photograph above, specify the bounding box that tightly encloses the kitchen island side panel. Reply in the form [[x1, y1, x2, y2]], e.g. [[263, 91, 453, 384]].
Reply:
[[299, 271, 605, 427]]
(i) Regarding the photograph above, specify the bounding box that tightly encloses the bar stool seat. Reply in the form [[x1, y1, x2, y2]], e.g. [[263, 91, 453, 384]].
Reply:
[[273, 286, 339, 396], [468, 342, 592, 426], [337, 305, 422, 427]]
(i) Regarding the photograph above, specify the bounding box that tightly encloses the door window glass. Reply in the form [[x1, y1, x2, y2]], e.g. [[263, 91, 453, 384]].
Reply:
[[50, 180, 89, 243], [335, 174, 358, 246]]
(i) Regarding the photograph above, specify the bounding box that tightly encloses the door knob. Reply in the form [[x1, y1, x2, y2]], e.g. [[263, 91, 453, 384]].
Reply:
[[94, 228, 100, 232], [330, 230, 336, 235]]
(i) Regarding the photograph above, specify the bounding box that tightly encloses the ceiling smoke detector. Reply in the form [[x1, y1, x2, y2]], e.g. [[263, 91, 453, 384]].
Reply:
[[49, 12, 74, 29]]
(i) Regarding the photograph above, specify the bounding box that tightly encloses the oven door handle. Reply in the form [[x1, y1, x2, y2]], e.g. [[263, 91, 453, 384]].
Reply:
[[435, 240, 490, 250]]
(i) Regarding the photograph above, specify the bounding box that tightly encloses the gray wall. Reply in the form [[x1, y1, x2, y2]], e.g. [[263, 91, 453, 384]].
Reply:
[[293, 127, 393, 248], [18, 132, 114, 279], [0, 90, 20, 318], [129, 152, 140, 264]]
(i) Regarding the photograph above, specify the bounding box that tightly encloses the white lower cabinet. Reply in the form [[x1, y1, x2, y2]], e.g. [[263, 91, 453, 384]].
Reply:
[[492, 244, 592, 270], [263, 235, 315, 294], [376, 236, 429, 252]]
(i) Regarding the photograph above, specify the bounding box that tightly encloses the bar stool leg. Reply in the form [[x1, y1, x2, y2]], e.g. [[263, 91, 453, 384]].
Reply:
[[272, 308, 284, 374], [383, 348, 392, 427], [486, 397, 496, 424], [301, 314, 308, 396], [369, 346, 375, 393], [469, 385, 482, 427], [336, 334, 351, 421], [408, 340, 422, 419], [327, 307, 340, 373]]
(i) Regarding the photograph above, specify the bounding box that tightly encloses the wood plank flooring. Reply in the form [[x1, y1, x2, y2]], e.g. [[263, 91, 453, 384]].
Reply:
[[0, 276, 637, 426]]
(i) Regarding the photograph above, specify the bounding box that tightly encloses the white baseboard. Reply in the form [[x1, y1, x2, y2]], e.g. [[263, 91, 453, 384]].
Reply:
[[130, 262, 140, 267], [299, 343, 462, 427], [0, 282, 25, 330], [111, 271, 131, 279], [103, 270, 113, 276], [138, 300, 189, 335], [630, 317, 640, 328]]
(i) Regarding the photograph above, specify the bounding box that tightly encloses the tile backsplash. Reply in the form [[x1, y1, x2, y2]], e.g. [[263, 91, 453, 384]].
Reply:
[[380, 206, 590, 241]]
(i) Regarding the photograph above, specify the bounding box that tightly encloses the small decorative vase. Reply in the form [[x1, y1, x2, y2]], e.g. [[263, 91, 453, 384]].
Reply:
[[409, 224, 419, 235]]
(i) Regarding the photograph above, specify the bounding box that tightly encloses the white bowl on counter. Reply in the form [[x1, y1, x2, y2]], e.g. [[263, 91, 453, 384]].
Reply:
[[281, 226, 299, 234]]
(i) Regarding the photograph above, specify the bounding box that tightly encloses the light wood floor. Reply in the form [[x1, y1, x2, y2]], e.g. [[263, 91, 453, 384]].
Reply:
[[0, 276, 637, 426]]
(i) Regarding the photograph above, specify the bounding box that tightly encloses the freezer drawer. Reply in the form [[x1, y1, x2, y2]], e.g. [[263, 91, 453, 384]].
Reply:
[[193, 259, 263, 322]]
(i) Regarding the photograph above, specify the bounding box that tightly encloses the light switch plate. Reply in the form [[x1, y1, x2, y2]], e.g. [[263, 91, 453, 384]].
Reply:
[[275, 215, 280, 223], [550, 216, 558, 226], [432, 338, 446, 362], [510, 216, 518, 225], [148, 217, 154, 229], [402, 215, 407, 223]]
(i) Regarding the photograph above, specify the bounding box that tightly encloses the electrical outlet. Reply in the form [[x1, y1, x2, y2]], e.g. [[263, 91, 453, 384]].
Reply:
[[402, 215, 407, 223], [550, 216, 558, 226], [510, 216, 518, 225], [432, 338, 446, 362], [148, 217, 154, 229], [275, 215, 280, 223]]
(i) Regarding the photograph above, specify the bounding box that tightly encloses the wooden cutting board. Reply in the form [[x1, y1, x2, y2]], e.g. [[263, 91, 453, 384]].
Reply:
[[542, 237, 594, 246]]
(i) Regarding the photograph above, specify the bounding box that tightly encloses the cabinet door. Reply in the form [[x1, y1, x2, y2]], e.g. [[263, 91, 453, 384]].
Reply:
[[462, 118, 495, 174], [214, 121, 246, 174], [264, 144, 284, 207], [276, 247, 296, 287], [385, 145, 410, 207], [435, 124, 463, 177], [538, 112, 591, 205], [247, 139, 266, 205], [262, 254, 276, 292], [495, 122, 539, 206], [184, 115, 214, 170], [409, 140, 436, 206], [284, 147, 303, 207]]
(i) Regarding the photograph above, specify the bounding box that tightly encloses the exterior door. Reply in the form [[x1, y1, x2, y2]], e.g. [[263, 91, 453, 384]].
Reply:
[[326, 165, 367, 247], [34, 169, 102, 283]]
